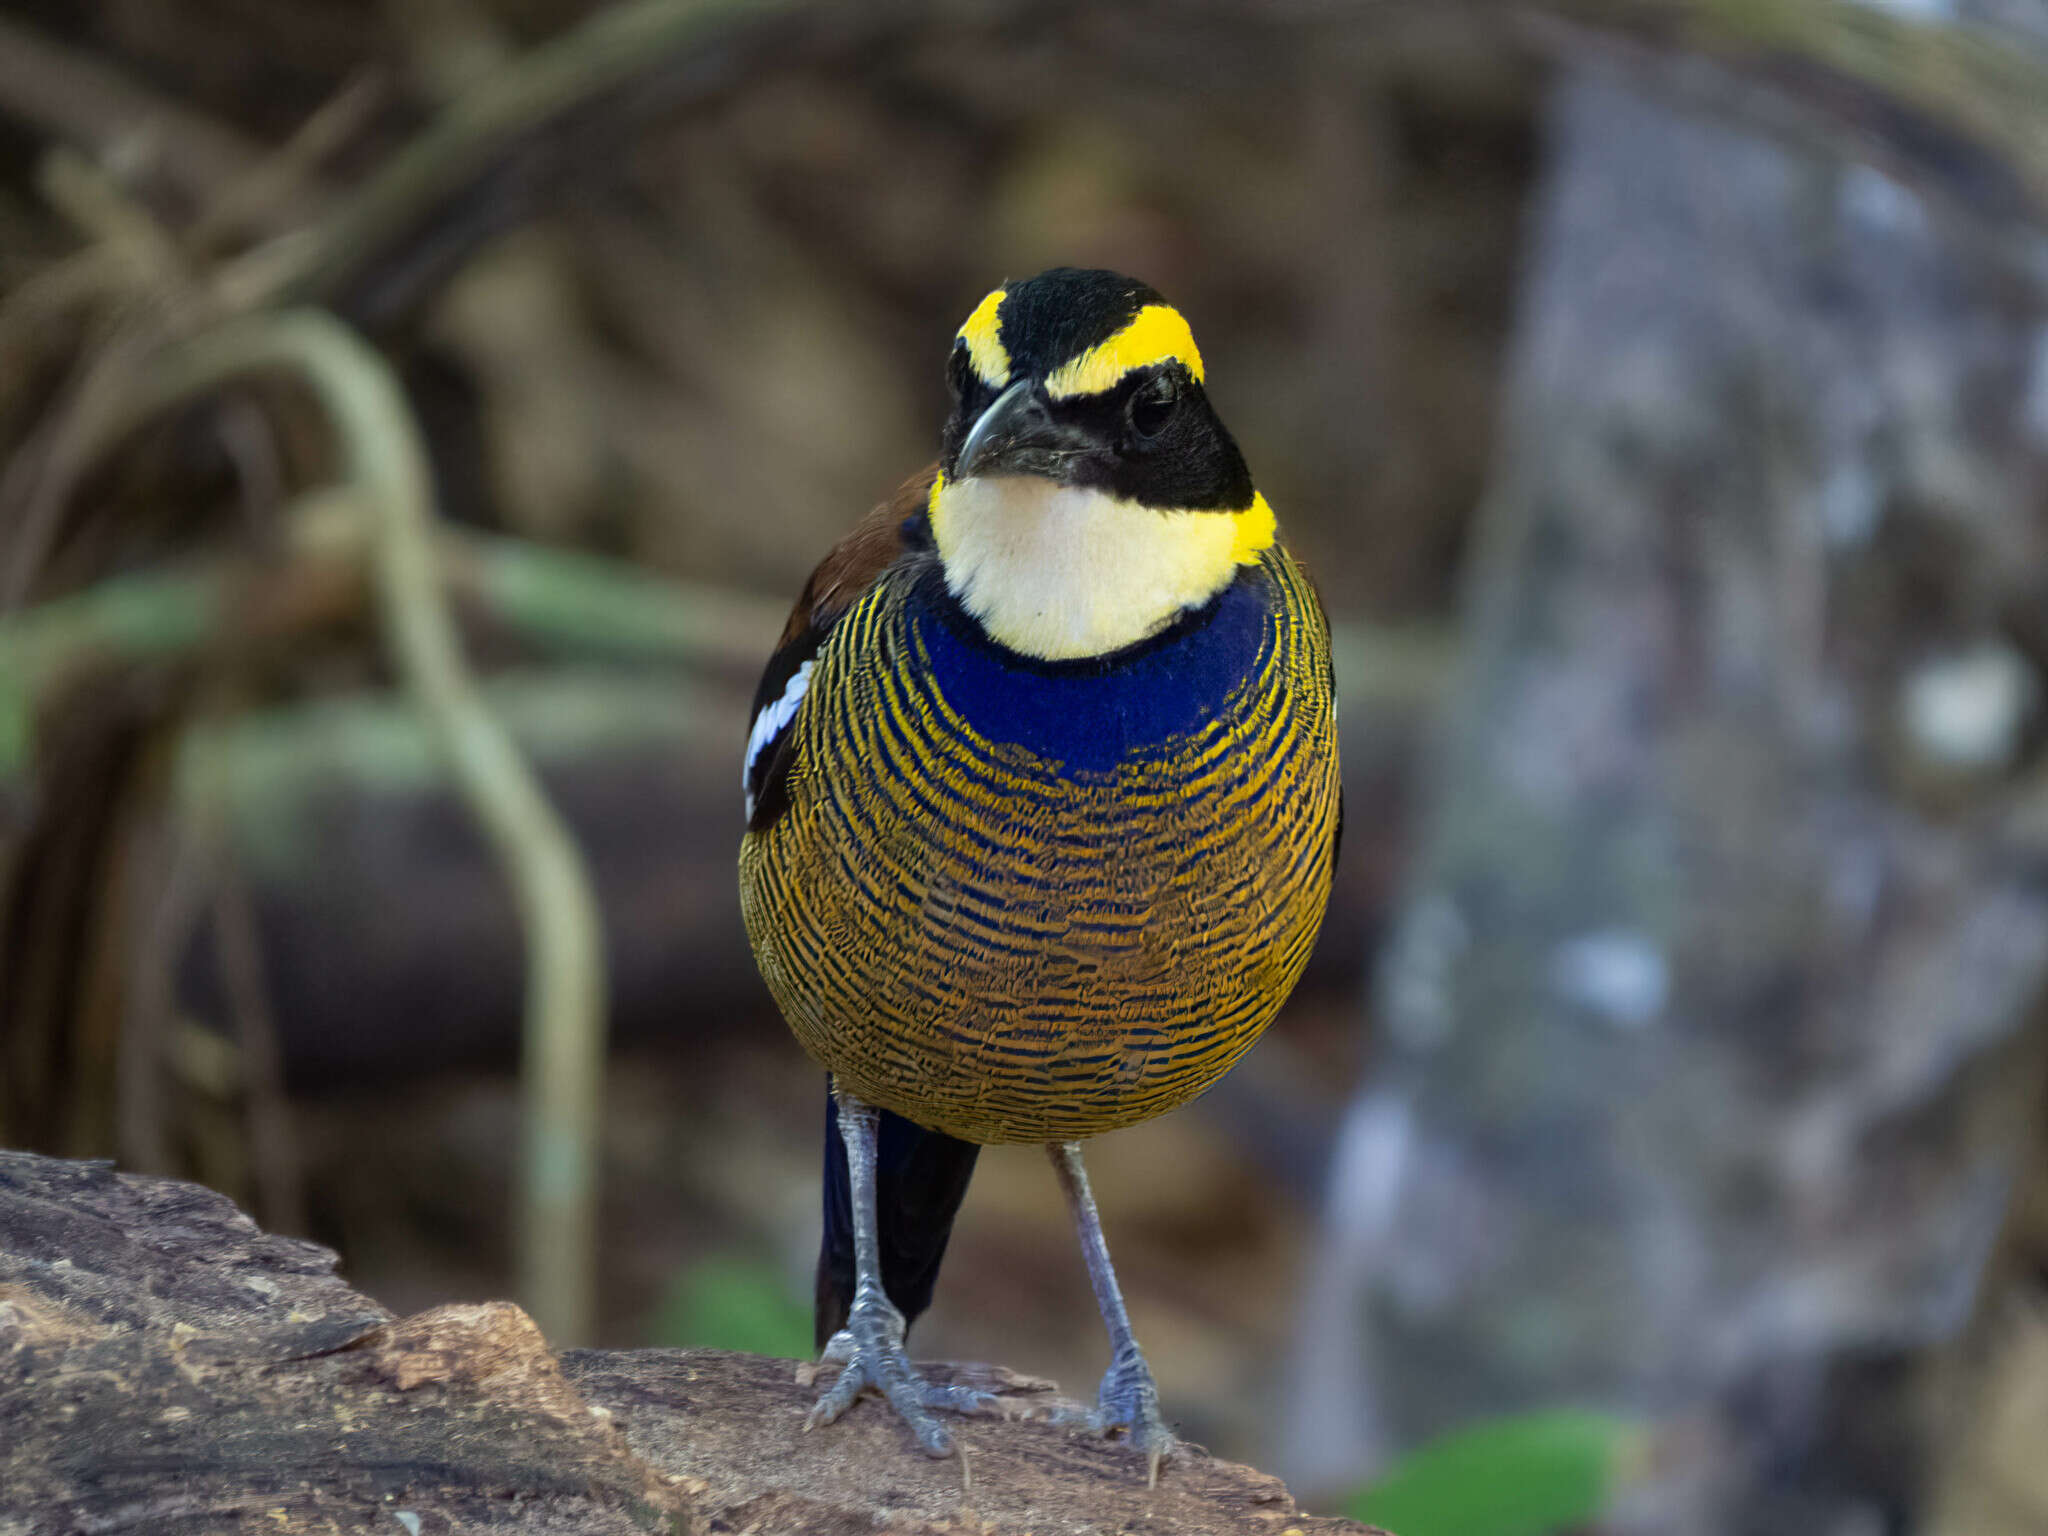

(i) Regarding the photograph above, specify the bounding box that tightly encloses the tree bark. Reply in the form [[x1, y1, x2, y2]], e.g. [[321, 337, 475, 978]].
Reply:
[[1290, 63, 2048, 1536], [0, 1150, 1376, 1536]]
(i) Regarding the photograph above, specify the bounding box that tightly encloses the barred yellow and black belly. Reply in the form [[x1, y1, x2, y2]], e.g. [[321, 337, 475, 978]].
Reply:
[[739, 544, 1338, 1146]]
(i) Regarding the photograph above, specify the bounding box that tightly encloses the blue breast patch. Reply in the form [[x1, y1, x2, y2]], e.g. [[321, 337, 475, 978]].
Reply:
[[907, 564, 1275, 775]]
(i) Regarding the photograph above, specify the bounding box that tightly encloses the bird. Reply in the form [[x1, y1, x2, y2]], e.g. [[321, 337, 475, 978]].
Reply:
[[737, 267, 1340, 1479]]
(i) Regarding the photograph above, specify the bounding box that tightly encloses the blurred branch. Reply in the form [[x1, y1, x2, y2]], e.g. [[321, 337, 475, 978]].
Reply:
[[37, 145, 188, 289], [1524, 1, 2048, 248], [1524, 2, 2048, 235], [0, 520, 781, 717], [190, 73, 384, 256], [272, 0, 2048, 334], [284, 0, 815, 324], [0, 13, 283, 211], [0, 64, 366, 608], [115, 823, 206, 1178], [0, 317, 165, 610], [158, 696, 311, 1235], [5, 0, 2044, 331], [155, 312, 607, 1344], [209, 827, 306, 1237], [459, 537, 785, 673], [33, 310, 611, 1344]]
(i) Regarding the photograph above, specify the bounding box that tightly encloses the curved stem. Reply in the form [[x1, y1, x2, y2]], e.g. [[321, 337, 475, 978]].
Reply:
[[111, 310, 607, 1343]]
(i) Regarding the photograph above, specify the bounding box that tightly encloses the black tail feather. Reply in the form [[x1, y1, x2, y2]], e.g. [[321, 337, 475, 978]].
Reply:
[[815, 1083, 981, 1350]]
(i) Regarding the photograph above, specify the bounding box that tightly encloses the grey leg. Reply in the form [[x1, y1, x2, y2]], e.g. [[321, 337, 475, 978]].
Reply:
[[1048, 1140, 1180, 1483], [807, 1089, 996, 1457]]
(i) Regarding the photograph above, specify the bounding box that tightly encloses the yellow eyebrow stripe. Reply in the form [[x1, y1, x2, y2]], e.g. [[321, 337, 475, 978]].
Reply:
[[957, 288, 1010, 387], [1045, 304, 1206, 399]]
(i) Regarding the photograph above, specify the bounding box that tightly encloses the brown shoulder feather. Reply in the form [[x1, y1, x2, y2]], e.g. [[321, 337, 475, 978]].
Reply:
[[777, 469, 937, 648], [744, 467, 938, 830]]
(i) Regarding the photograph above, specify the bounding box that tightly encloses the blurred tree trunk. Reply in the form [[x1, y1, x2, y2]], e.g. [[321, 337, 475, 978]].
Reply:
[[1291, 65, 2048, 1535]]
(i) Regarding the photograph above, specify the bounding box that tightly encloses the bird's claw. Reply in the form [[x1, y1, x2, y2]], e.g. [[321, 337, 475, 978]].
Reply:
[[805, 1302, 999, 1458], [1041, 1346, 1179, 1483]]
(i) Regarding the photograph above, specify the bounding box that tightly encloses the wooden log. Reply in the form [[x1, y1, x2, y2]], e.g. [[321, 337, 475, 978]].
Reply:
[[0, 1150, 1379, 1535]]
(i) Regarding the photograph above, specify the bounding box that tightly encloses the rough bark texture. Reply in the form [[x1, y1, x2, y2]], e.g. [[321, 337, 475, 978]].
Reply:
[[1290, 61, 2048, 1536], [0, 1151, 1374, 1536]]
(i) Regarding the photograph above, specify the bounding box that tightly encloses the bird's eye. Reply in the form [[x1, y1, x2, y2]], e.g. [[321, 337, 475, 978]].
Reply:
[[1127, 373, 1180, 441], [947, 344, 972, 400]]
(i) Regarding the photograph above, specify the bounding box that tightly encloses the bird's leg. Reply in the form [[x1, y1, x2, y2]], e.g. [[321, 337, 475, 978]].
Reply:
[[808, 1089, 996, 1456], [1047, 1140, 1180, 1483]]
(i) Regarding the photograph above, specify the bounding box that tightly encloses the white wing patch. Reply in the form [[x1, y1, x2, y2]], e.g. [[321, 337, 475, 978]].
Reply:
[[743, 659, 814, 820]]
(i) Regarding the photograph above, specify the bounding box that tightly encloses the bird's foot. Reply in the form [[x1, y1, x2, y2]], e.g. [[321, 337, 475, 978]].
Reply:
[[805, 1294, 1000, 1457], [1045, 1345, 1180, 1485]]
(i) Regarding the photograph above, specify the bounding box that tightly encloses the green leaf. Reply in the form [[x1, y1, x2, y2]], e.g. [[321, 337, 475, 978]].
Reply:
[[647, 1255, 813, 1360], [1344, 1409, 1641, 1536]]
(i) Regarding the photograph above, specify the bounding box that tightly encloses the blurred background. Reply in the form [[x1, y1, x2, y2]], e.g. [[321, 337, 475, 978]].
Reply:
[[3, 2, 2048, 1533]]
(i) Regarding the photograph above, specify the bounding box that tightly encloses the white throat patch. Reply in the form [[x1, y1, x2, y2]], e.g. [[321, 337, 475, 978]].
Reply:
[[930, 476, 1267, 661]]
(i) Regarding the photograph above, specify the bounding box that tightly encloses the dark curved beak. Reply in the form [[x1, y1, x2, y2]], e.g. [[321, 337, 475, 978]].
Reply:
[[956, 379, 1096, 482]]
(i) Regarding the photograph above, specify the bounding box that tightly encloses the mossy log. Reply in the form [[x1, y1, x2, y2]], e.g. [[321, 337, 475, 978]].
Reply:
[[0, 1151, 1377, 1536]]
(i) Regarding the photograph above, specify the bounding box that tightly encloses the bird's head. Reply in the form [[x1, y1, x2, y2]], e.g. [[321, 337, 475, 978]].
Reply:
[[928, 268, 1275, 662]]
